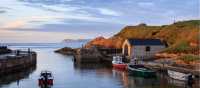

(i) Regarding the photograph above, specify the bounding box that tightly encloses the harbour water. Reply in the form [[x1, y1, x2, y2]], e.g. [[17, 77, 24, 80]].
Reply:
[[0, 43, 197, 88]]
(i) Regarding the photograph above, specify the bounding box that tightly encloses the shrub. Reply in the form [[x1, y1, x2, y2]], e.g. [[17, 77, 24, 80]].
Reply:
[[178, 54, 200, 63], [164, 41, 192, 53]]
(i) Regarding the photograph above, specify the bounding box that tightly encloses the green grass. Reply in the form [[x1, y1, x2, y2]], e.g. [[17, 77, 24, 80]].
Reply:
[[178, 54, 200, 63], [113, 20, 200, 53], [164, 41, 190, 53]]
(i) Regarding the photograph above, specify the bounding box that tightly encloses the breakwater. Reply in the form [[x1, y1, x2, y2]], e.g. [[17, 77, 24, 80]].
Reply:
[[55, 46, 117, 63], [72, 47, 122, 63], [0, 51, 37, 75]]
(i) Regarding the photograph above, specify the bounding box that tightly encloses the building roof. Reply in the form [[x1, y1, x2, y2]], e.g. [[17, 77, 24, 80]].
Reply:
[[127, 39, 164, 46]]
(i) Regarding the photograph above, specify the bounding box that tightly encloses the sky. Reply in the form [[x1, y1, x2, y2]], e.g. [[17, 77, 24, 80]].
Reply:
[[0, 0, 199, 43]]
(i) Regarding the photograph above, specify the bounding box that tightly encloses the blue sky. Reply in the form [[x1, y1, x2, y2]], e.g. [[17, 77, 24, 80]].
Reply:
[[0, 0, 199, 43]]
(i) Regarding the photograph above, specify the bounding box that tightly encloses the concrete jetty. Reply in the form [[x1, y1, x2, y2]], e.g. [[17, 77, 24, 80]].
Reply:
[[74, 48, 102, 63], [0, 50, 37, 75], [141, 61, 200, 77]]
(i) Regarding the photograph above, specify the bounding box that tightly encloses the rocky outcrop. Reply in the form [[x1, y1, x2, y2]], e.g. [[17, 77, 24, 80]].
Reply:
[[83, 20, 200, 68], [0, 46, 11, 55], [54, 47, 76, 55], [85, 20, 200, 54], [85, 36, 124, 49]]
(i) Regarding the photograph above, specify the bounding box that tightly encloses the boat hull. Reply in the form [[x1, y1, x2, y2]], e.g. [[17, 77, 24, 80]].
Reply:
[[38, 79, 53, 86], [167, 70, 188, 81], [38, 70, 54, 87], [128, 65, 156, 78], [112, 64, 127, 70]]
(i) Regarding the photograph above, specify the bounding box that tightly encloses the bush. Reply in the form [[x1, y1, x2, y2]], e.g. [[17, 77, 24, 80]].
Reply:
[[164, 41, 192, 53], [174, 42, 190, 52], [178, 54, 200, 63]]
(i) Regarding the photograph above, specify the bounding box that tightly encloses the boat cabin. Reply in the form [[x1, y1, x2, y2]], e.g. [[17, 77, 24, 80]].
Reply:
[[38, 70, 53, 86]]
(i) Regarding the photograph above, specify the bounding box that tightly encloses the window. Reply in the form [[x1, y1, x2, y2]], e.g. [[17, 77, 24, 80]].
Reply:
[[146, 46, 150, 51]]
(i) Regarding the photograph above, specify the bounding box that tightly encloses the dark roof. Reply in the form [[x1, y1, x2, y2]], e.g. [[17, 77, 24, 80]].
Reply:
[[127, 39, 164, 45]]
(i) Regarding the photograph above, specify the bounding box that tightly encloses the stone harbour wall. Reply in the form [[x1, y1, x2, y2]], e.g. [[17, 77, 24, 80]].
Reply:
[[0, 51, 37, 75]]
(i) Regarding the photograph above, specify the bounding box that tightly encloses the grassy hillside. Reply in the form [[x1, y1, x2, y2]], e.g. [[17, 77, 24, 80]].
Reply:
[[114, 20, 199, 53], [86, 20, 200, 54]]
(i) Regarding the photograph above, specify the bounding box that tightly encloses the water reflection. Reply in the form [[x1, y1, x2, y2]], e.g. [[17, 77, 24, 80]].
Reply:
[[0, 66, 36, 87], [73, 62, 196, 88], [158, 74, 186, 88], [73, 62, 112, 70], [112, 69, 129, 88], [128, 76, 157, 88], [0, 48, 198, 88], [112, 69, 158, 88], [73, 63, 113, 77]]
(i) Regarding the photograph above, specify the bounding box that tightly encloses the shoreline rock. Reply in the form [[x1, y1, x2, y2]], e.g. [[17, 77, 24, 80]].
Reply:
[[54, 47, 77, 55], [0, 46, 12, 55]]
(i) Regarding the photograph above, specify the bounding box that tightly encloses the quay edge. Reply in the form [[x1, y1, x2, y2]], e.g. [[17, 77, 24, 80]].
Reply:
[[0, 51, 37, 75]]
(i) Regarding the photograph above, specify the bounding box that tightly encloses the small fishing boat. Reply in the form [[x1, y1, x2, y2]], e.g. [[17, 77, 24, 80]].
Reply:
[[128, 64, 156, 78], [38, 71, 53, 87], [167, 70, 191, 81], [112, 56, 127, 70]]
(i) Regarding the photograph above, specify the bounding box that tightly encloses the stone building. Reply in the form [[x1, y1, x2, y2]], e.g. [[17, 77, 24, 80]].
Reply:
[[122, 39, 166, 60]]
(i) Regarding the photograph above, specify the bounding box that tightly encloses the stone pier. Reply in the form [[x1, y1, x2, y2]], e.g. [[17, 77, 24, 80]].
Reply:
[[0, 51, 37, 75]]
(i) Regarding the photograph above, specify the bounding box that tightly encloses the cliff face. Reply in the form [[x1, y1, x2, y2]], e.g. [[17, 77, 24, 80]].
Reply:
[[85, 20, 200, 54], [85, 36, 124, 49]]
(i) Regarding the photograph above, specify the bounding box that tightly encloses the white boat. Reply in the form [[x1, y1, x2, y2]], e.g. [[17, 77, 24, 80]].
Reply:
[[167, 70, 190, 81]]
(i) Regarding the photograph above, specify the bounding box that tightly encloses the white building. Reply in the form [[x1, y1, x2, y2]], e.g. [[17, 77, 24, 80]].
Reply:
[[122, 39, 166, 60]]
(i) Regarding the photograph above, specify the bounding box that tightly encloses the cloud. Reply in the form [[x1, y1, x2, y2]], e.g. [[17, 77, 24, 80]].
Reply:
[[0, 10, 6, 13], [23, 3, 80, 13], [1, 16, 64, 29], [0, 0, 198, 33], [1, 13, 122, 29], [18, 1, 123, 24], [97, 8, 122, 16], [2, 20, 26, 29], [138, 2, 155, 8], [0, 6, 11, 14], [18, 0, 73, 5], [0, 30, 87, 43]]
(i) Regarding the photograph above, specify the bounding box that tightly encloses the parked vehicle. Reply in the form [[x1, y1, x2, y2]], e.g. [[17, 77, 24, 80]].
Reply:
[[38, 71, 53, 87], [112, 56, 127, 70], [128, 64, 156, 78]]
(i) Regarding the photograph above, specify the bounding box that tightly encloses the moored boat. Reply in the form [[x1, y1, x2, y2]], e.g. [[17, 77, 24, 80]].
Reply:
[[128, 64, 156, 78], [38, 70, 54, 87], [167, 70, 191, 81], [112, 56, 127, 70]]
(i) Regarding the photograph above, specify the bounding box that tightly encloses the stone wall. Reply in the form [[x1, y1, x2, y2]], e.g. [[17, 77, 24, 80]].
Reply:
[[132, 45, 165, 60], [0, 51, 37, 75]]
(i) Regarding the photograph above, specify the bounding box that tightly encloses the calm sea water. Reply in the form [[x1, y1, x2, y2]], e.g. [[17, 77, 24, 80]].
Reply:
[[0, 43, 196, 88]]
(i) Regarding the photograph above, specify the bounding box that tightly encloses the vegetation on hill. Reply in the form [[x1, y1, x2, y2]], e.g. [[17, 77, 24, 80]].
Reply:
[[178, 54, 200, 64], [86, 20, 199, 54]]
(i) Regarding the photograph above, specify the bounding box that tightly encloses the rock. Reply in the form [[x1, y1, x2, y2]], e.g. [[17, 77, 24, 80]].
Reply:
[[55, 47, 76, 55], [85, 36, 124, 49], [0, 46, 12, 55], [155, 53, 178, 59]]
